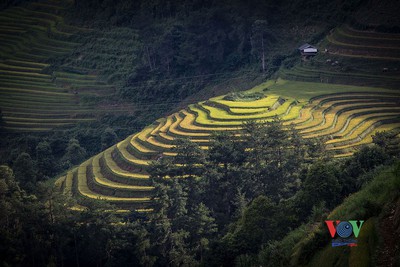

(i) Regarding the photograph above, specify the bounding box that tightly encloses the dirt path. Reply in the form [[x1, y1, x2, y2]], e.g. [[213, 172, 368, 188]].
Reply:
[[375, 199, 400, 267]]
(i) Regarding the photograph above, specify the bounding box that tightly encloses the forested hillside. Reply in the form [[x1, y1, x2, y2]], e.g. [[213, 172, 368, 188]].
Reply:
[[0, 0, 330, 188], [2, 0, 394, 182], [1, 0, 400, 266]]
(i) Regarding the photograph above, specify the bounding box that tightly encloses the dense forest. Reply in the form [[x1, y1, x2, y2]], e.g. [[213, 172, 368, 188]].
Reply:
[[1, 119, 399, 266], [1, 0, 400, 266], [0, 0, 370, 185], [0, 0, 376, 175], [66, 0, 357, 101]]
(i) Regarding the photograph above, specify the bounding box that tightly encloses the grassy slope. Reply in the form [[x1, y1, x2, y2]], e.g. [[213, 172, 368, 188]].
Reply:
[[0, 1, 138, 132], [245, 79, 397, 101], [285, 162, 400, 267], [279, 24, 400, 90]]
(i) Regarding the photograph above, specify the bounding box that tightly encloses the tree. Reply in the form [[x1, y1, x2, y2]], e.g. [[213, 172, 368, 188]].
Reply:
[[343, 146, 389, 178], [36, 141, 56, 179], [71, 198, 119, 266], [0, 108, 4, 133], [168, 230, 196, 266], [13, 152, 36, 191], [149, 161, 218, 265], [222, 196, 277, 257], [372, 130, 393, 152], [189, 202, 217, 262], [0, 165, 55, 267], [251, 20, 270, 72], [0, 165, 27, 266], [172, 138, 205, 177], [130, 222, 156, 267], [157, 27, 178, 74], [208, 131, 246, 171], [301, 161, 341, 209], [62, 138, 87, 167], [101, 127, 118, 150], [242, 119, 306, 200], [147, 178, 173, 266], [205, 132, 247, 220], [340, 145, 390, 194]]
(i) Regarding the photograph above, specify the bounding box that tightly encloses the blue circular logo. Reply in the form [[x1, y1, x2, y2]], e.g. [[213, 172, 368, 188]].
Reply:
[[336, 222, 353, 238]]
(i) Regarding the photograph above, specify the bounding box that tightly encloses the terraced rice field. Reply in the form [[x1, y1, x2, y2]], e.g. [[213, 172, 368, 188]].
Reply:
[[56, 80, 400, 210], [0, 0, 114, 131], [280, 25, 400, 89], [327, 26, 400, 59]]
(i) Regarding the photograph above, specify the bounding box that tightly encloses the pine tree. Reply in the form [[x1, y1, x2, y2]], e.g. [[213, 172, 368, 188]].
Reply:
[[13, 152, 36, 190], [36, 141, 56, 179], [62, 138, 87, 167]]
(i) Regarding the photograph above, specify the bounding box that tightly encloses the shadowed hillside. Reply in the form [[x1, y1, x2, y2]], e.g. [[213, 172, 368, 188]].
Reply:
[[0, 0, 127, 131], [1, 1, 400, 266]]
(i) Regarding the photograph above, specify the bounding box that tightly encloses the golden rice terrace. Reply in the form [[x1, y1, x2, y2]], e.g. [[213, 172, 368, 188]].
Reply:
[[1, 2, 399, 211], [56, 79, 400, 210], [56, 23, 400, 211]]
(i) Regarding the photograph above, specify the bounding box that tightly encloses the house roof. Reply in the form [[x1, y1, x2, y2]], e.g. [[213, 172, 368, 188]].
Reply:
[[303, 48, 318, 53], [298, 43, 317, 50]]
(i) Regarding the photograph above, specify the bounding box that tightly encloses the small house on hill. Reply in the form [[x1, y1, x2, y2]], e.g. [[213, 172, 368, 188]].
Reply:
[[298, 44, 318, 57]]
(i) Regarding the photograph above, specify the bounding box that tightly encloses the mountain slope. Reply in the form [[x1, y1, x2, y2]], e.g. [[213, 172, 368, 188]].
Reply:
[[0, 0, 135, 132], [56, 79, 400, 210], [55, 22, 400, 212], [285, 162, 400, 267], [280, 24, 400, 89]]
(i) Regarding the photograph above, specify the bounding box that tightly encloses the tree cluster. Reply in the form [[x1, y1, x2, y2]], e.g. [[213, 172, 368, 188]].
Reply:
[[0, 120, 397, 266], [0, 124, 122, 192], [144, 121, 396, 266]]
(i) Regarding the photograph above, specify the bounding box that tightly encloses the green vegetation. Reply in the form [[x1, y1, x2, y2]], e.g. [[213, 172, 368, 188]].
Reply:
[[4, 121, 399, 266], [280, 24, 400, 89], [223, 91, 265, 101], [1, 0, 400, 266], [49, 80, 399, 209], [280, 162, 400, 267], [0, 0, 118, 132]]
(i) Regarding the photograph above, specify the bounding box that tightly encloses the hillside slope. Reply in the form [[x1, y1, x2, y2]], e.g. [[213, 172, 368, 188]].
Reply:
[[55, 25, 400, 210], [279, 162, 400, 267], [0, 0, 139, 132], [1, 1, 399, 211], [280, 25, 400, 89], [56, 78, 400, 210]]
